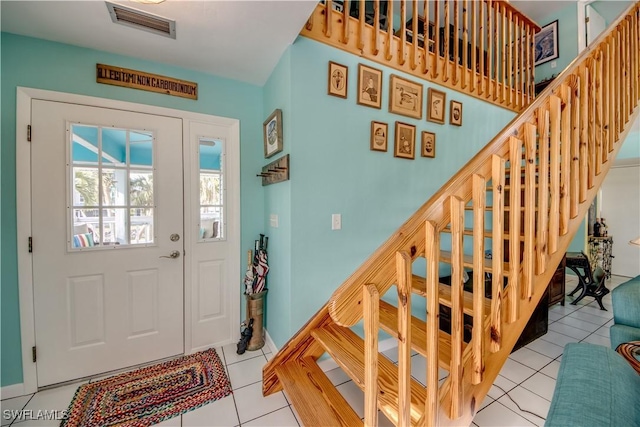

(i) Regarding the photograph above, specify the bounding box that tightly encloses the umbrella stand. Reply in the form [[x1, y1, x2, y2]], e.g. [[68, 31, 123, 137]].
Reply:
[[246, 289, 267, 351]]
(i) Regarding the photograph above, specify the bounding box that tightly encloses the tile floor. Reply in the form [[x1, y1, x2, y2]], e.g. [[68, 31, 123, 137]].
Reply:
[[0, 275, 628, 427]]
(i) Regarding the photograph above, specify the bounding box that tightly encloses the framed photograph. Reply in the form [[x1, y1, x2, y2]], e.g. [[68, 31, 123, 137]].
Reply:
[[370, 121, 388, 152], [263, 109, 283, 158], [427, 88, 446, 124], [535, 20, 559, 66], [328, 61, 348, 98], [357, 64, 382, 109], [389, 74, 423, 119], [421, 131, 436, 158], [450, 100, 463, 126], [394, 122, 416, 160]]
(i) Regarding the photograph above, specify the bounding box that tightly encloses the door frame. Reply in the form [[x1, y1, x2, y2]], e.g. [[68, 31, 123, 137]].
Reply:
[[16, 87, 241, 394]]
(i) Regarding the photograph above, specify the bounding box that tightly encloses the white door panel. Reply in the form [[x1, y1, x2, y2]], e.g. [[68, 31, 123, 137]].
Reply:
[[188, 121, 236, 349], [32, 100, 184, 386]]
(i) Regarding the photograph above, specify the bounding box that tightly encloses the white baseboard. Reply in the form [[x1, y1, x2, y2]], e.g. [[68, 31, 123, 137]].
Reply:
[[1, 383, 26, 400], [264, 329, 279, 356]]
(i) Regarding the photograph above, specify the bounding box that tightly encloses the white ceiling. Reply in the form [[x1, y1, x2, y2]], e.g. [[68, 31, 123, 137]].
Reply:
[[0, 0, 318, 86]]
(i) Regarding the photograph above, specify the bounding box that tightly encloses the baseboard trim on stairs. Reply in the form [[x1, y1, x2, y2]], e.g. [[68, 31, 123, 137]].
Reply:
[[265, 329, 398, 373], [1, 383, 25, 400]]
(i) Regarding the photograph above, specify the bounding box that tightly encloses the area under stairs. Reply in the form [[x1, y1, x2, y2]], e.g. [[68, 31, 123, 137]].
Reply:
[[264, 3, 640, 426]]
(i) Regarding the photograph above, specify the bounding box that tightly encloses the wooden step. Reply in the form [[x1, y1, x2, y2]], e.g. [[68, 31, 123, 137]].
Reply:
[[439, 250, 510, 273], [441, 226, 525, 241], [378, 299, 467, 370], [464, 205, 538, 212], [275, 357, 363, 427], [409, 274, 492, 316], [311, 324, 427, 426]]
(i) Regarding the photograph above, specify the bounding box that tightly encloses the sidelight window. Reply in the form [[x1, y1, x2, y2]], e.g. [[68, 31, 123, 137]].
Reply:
[[198, 137, 225, 241]]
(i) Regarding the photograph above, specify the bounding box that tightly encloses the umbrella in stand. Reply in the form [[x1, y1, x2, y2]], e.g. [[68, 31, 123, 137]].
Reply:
[[243, 250, 255, 295], [253, 249, 269, 294]]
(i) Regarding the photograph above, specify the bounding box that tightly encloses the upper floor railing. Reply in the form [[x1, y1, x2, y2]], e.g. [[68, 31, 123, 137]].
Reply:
[[302, 0, 541, 112]]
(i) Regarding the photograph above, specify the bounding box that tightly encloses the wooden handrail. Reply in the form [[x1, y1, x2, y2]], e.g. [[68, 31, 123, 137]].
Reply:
[[302, 0, 541, 112]]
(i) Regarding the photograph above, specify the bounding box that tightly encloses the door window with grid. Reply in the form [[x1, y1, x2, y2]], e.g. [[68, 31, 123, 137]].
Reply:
[[69, 124, 155, 249]]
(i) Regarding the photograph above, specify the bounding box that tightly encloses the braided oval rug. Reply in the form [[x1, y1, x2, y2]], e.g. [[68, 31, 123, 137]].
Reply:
[[62, 348, 232, 427]]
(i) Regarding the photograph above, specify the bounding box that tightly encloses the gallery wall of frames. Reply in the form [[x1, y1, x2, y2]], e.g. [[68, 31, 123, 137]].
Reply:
[[328, 60, 463, 160]]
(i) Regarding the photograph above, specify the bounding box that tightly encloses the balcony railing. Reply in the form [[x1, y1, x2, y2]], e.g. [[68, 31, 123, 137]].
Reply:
[[302, 0, 541, 112]]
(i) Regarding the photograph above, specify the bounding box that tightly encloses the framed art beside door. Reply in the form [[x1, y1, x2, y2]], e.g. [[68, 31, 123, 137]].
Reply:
[[263, 109, 283, 158]]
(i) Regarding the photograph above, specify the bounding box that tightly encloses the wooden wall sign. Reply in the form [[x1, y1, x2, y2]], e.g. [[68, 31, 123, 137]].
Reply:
[[97, 63, 198, 100]]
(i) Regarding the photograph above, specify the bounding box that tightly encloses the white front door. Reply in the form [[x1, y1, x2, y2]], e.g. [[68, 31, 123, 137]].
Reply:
[[31, 100, 184, 386]]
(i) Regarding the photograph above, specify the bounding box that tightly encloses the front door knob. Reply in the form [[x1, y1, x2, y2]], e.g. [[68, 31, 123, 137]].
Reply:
[[160, 250, 180, 259]]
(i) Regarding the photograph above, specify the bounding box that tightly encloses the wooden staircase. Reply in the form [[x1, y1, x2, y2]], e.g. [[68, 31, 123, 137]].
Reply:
[[264, 3, 640, 426]]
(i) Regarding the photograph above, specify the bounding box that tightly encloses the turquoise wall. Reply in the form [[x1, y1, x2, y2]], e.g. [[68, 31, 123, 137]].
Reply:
[[0, 33, 265, 386], [591, 1, 633, 26], [264, 37, 516, 342], [535, 3, 579, 83], [261, 50, 294, 346]]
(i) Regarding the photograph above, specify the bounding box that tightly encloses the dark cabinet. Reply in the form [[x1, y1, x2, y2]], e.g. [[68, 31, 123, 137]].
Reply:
[[548, 255, 566, 307]]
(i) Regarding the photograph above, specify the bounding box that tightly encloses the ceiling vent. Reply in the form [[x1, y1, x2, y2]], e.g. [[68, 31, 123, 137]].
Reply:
[[106, 2, 176, 39]]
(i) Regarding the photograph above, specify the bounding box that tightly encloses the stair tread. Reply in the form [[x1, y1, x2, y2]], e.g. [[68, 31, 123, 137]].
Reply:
[[409, 274, 492, 317], [378, 299, 468, 370], [275, 357, 363, 427], [463, 205, 537, 212], [441, 226, 525, 241], [438, 250, 510, 273], [312, 324, 427, 426]]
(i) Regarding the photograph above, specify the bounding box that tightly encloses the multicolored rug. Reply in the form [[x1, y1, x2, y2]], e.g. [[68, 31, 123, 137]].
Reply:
[[62, 348, 232, 427]]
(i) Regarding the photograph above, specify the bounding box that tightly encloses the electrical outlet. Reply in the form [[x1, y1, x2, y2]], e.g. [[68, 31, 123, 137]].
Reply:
[[550, 61, 557, 69], [332, 214, 341, 230]]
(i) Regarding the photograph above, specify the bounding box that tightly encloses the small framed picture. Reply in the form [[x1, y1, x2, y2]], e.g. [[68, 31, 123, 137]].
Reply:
[[370, 121, 388, 152], [357, 64, 383, 109], [450, 100, 463, 126], [263, 109, 283, 158], [394, 122, 416, 160], [328, 61, 348, 98], [535, 20, 559, 66], [427, 88, 446, 124], [421, 131, 436, 158], [389, 74, 423, 119]]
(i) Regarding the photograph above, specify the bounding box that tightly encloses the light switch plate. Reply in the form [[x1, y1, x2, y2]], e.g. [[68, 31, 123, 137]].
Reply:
[[332, 214, 341, 230]]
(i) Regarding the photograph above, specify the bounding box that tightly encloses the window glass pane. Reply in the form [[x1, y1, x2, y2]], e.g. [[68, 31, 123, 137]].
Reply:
[[70, 125, 155, 251], [129, 172, 154, 206], [101, 128, 127, 166], [102, 169, 127, 206], [130, 208, 154, 244], [200, 207, 222, 239], [72, 209, 99, 246], [199, 139, 222, 171], [73, 168, 99, 207], [102, 208, 128, 245], [71, 125, 99, 163], [200, 173, 222, 205], [130, 131, 153, 167]]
